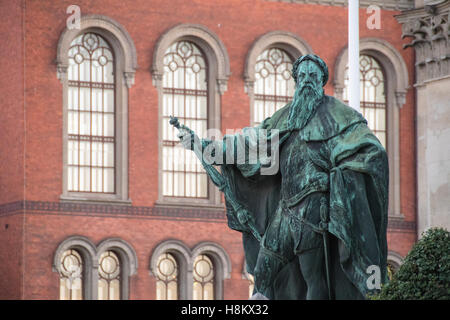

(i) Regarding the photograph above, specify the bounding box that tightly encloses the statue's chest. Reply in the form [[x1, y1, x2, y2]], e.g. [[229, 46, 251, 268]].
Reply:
[[279, 131, 330, 199]]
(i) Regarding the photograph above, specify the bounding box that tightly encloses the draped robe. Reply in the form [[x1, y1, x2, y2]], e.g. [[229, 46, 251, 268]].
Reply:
[[208, 95, 389, 298]]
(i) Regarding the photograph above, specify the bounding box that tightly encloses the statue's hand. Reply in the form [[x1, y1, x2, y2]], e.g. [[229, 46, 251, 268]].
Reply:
[[177, 125, 197, 150]]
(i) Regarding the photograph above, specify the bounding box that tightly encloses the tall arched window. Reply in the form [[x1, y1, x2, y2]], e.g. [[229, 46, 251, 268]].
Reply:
[[57, 15, 137, 203], [152, 24, 230, 207], [59, 249, 83, 300], [98, 250, 121, 300], [253, 48, 295, 125], [344, 55, 387, 148], [193, 254, 215, 300], [155, 253, 178, 300], [67, 33, 115, 193], [162, 41, 208, 198]]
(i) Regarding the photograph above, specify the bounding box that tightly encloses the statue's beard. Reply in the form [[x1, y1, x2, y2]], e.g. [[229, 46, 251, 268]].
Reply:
[[288, 84, 324, 130]]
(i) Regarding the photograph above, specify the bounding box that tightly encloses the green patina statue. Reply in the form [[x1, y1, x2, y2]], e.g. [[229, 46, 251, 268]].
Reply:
[[172, 54, 389, 300]]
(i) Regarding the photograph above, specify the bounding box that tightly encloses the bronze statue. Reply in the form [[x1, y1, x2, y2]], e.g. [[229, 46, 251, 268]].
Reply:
[[173, 54, 389, 300]]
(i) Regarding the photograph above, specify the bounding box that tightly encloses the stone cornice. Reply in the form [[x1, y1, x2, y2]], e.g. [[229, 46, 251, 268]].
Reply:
[[0, 200, 226, 222], [0, 200, 416, 231], [265, 0, 414, 10]]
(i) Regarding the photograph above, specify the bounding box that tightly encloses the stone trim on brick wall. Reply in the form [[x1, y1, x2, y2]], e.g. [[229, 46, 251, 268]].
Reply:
[[0, 200, 226, 221], [0, 200, 415, 231], [265, 0, 414, 10]]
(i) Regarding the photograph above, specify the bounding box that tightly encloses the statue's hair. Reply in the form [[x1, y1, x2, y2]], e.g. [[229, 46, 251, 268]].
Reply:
[[292, 54, 329, 87]]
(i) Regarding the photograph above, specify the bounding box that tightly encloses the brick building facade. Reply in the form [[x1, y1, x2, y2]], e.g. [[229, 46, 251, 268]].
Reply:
[[0, 0, 418, 299]]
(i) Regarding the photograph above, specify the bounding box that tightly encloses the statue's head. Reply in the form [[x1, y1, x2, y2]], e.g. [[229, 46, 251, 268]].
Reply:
[[292, 54, 329, 90], [288, 54, 328, 129]]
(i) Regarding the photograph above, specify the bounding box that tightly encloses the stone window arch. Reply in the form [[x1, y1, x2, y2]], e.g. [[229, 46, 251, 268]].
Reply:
[[150, 240, 192, 300], [244, 31, 313, 125], [53, 236, 97, 300], [333, 38, 410, 219], [96, 238, 138, 300], [152, 24, 230, 207], [191, 242, 232, 300], [56, 14, 137, 204]]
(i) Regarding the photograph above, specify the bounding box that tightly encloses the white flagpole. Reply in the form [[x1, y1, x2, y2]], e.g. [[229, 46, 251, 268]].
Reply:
[[348, 0, 360, 111]]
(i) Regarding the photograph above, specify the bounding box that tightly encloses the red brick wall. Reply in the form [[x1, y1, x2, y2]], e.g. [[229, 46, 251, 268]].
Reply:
[[0, 214, 24, 299], [0, 0, 24, 204], [0, 0, 416, 299], [21, 213, 248, 300], [0, 0, 25, 300]]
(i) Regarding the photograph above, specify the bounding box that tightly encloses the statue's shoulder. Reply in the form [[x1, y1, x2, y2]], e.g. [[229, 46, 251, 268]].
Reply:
[[326, 96, 366, 124], [302, 96, 367, 141], [260, 103, 291, 130]]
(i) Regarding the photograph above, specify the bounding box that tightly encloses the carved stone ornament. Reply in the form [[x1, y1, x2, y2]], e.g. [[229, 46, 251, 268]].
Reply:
[[397, 2, 450, 84]]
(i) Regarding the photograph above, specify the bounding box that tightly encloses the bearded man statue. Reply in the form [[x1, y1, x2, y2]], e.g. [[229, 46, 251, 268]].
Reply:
[[176, 54, 389, 300]]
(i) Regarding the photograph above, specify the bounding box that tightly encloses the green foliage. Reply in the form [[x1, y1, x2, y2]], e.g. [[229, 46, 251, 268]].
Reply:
[[375, 227, 450, 300]]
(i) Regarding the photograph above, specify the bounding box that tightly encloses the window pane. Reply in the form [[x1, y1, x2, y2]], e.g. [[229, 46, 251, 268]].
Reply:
[[67, 32, 115, 193], [156, 253, 178, 300], [253, 48, 294, 126], [104, 168, 114, 193], [59, 249, 83, 300], [167, 281, 178, 300], [193, 254, 214, 300], [162, 41, 208, 198], [98, 251, 121, 300], [156, 281, 167, 300]]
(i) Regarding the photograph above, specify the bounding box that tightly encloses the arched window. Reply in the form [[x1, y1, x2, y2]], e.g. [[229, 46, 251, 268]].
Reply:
[[253, 47, 295, 125], [152, 24, 230, 207], [59, 249, 83, 300], [151, 240, 231, 299], [54, 236, 136, 300], [193, 254, 215, 300], [57, 15, 137, 203], [162, 41, 208, 198], [98, 250, 121, 300], [344, 55, 387, 148], [150, 240, 191, 299], [156, 253, 179, 300], [67, 33, 115, 193]]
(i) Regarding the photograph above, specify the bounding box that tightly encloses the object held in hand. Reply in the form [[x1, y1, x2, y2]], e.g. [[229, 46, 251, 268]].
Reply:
[[170, 116, 195, 150]]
